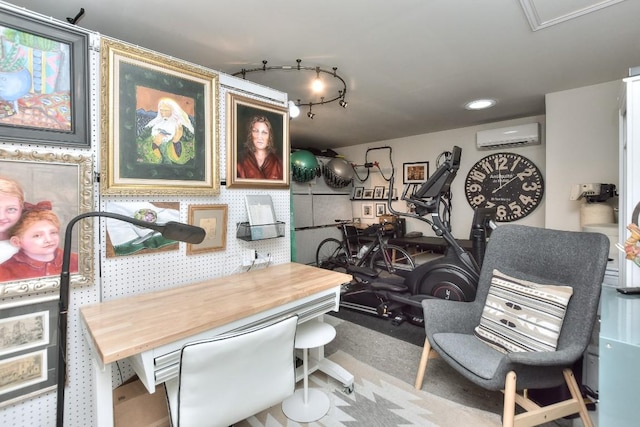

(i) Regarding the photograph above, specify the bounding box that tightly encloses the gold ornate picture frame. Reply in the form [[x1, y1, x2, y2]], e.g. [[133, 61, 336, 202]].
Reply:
[[187, 204, 227, 255], [226, 93, 290, 189], [0, 149, 94, 298], [100, 38, 219, 196]]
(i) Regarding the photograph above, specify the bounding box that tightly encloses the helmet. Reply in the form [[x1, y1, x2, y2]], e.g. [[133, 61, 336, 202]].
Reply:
[[290, 150, 320, 183], [323, 158, 354, 188]]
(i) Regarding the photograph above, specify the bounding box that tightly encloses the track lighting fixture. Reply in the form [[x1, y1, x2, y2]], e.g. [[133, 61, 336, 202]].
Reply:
[[233, 59, 349, 119], [288, 100, 300, 118]]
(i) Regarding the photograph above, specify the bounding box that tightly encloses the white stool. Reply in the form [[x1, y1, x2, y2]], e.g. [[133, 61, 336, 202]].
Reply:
[[281, 320, 336, 423]]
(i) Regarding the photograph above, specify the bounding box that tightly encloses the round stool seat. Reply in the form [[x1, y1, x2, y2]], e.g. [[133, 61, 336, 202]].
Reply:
[[295, 320, 336, 349], [282, 321, 336, 423]]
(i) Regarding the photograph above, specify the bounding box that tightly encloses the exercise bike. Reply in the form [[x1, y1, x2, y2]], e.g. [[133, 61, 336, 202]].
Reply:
[[340, 146, 495, 326]]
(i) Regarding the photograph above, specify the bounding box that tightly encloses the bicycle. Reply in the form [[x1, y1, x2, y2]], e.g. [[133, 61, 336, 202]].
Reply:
[[315, 220, 415, 276]]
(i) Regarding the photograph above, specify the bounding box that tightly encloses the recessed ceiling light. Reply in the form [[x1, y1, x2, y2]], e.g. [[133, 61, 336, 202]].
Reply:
[[465, 99, 497, 110]]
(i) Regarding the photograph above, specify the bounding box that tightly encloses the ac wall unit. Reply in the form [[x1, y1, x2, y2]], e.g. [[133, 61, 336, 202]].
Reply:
[[476, 123, 540, 150]]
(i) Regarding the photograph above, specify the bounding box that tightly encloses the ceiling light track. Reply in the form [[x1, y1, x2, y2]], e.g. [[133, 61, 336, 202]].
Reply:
[[233, 59, 348, 118]]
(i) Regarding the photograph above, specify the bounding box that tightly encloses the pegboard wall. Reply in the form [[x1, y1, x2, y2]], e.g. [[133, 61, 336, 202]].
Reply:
[[0, 4, 291, 426]]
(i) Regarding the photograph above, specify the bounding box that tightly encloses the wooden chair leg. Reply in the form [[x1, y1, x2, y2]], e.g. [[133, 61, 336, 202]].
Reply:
[[502, 371, 517, 427], [414, 337, 432, 390], [563, 368, 594, 427]]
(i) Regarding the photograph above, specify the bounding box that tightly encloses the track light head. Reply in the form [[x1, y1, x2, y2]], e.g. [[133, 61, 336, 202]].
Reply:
[[307, 111, 315, 119], [339, 99, 348, 108], [288, 100, 300, 118]]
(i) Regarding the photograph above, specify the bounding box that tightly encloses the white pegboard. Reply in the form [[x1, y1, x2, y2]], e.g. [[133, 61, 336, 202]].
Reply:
[[0, 5, 290, 427]]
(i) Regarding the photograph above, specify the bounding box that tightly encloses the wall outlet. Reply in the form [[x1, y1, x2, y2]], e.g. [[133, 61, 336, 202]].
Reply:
[[242, 248, 257, 266]]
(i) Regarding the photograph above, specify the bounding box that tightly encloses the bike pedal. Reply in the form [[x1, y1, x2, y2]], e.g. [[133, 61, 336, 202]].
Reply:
[[391, 315, 406, 326]]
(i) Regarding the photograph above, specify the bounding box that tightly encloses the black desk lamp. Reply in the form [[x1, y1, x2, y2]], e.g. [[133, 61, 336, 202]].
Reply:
[[56, 211, 205, 427]]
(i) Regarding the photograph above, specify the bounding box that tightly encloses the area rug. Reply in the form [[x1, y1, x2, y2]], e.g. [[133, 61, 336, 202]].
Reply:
[[236, 350, 501, 426]]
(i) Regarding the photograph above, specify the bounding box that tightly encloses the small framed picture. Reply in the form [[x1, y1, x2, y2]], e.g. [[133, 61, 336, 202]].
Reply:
[[105, 201, 181, 257], [187, 204, 228, 255], [353, 187, 364, 199], [403, 161, 429, 184], [383, 188, 390, 200], [363, 189, 374, 199], [375, 203, 387, 216], [0, 296, 58, 407], [362, 203, 375, 219], [373, 186, 385, 199]]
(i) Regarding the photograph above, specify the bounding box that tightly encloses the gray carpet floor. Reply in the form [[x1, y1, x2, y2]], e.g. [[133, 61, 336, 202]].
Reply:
[[325, 309, 585, 427]]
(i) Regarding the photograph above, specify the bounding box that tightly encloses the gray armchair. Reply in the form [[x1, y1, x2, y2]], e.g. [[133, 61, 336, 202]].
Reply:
[[414, 224, 609, 427]]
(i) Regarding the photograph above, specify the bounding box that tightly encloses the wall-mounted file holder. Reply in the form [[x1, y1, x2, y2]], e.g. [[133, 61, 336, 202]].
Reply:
[[236, 221, 286, 241]]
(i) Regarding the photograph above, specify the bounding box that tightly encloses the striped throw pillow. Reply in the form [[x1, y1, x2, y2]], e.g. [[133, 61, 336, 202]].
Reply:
[[474, 269, 573, 353]]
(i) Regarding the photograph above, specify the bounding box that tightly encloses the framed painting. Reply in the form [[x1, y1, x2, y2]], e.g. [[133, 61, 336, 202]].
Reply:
[[0, 8, 89, 146], [0, 296, 58, 407], [0, 149, 94, 298], [226, 93, 290, 188], [363, 189, 374, 199], [353, 187, 364, 199], [104, 201, 180, 257], [100, 38, 219, 196], [187, 204, 228, 255], [361, 203, 374, 219], [373, 186, 385, 199], [403, 161, 429, 184], [375, 202, 387, 217]]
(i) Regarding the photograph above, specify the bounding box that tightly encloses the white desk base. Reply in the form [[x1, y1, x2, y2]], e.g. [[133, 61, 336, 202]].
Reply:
[[84, 297, 349, 427]]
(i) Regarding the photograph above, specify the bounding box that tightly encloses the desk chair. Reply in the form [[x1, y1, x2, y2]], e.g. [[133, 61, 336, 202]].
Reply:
[[414, 225, 609, 427], [165, 315, 298, 427]]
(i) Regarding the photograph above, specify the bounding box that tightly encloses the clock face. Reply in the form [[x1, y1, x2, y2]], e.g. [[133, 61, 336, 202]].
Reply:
[[464, 152, 544, 222]]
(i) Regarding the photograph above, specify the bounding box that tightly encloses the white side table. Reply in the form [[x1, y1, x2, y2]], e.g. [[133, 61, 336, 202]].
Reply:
[[281, 320, 336, 422]]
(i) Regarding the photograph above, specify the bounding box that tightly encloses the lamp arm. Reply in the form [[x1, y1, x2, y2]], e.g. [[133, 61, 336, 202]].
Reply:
[[57, 211, 205, 427]]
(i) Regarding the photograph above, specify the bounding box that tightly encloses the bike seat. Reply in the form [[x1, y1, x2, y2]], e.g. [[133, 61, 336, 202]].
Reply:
[[370, 277, 408, 293], [347, 265, 379, 279]]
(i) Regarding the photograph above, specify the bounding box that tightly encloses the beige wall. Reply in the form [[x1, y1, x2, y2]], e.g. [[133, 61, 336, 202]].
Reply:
[[336, 80, 620, 239], [338, 116, 546, 239], [545, 80, 620, 231]]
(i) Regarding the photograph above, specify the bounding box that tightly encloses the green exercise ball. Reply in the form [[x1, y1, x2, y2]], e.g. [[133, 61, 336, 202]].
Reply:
[[290, 150, 320, 183]]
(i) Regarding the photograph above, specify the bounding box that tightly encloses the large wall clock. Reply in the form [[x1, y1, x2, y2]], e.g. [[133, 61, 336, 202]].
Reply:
[[464, 152, 544, 222]]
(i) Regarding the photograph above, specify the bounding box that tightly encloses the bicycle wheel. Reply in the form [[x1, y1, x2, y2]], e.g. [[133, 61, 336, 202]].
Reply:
[[316, 238, 349, 270], [368, 244, 415, 275]]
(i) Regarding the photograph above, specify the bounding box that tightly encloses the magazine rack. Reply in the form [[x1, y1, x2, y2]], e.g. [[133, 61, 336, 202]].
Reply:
[[236, 221, 286, 241]]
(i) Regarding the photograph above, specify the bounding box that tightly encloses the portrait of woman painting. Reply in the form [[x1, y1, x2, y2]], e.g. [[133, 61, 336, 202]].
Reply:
[[100, 38, 219, 196], [226, 93, 290, 188]]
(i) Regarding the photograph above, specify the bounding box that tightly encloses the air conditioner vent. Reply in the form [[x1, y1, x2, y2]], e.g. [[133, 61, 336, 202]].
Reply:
[[476, 123, 541, 150]]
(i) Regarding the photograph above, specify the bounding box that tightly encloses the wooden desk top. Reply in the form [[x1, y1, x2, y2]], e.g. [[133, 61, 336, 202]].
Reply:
[[80, 263, 351, 364]]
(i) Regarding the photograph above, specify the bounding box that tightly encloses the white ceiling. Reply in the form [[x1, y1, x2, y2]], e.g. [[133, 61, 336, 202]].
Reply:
[[7, 0, 640, 151]]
